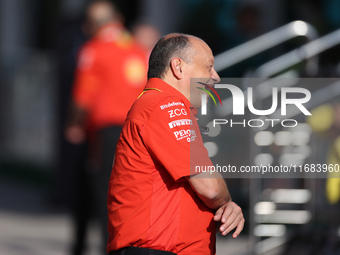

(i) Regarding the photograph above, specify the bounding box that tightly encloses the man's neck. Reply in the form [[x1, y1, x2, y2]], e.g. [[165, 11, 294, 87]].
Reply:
[[162, 75, 190, 102]]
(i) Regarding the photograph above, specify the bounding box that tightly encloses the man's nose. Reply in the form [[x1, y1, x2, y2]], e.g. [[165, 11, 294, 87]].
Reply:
[[211, 68, 220, 83]]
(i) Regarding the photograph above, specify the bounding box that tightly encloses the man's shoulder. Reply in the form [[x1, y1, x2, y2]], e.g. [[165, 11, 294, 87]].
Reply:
[[81, 38, 147, 61], [127, 91, 188, 123], [79, 37, 115, 53], [76, 39, 101, 62], [78, 38, 98, 51]]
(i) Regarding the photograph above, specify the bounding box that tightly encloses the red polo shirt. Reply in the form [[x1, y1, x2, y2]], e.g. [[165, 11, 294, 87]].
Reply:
[[72, 23, 148, 129], [107, 78, 216, 255]]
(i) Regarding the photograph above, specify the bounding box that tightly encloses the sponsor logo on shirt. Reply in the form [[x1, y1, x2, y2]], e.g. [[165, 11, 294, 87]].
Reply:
[[160, 101, 185, 110], [173, 129, 197, 142], [168, 119, 192, 129], [168, 108, 188, 118]]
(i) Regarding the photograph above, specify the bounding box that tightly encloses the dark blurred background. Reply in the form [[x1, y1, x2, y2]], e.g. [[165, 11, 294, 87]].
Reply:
[[1, 0, 340, 254]]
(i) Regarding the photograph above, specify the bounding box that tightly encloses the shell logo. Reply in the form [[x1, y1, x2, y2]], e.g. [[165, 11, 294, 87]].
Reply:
[[123, 56, 147, 86]]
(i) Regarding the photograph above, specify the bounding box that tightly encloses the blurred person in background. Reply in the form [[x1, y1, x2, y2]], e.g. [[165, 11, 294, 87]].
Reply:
[[65, 0, 148, 254]]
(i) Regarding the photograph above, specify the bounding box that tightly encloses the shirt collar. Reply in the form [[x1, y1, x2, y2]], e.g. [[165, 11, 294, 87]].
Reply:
[[145, 78, 198, 115]]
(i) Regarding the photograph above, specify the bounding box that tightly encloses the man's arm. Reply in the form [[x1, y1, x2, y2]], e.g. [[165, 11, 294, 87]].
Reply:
[[64, 103, 88, 144], [65, 44, 99, 144], [187, 173, 245, 238], [186, 172, 230, 209]]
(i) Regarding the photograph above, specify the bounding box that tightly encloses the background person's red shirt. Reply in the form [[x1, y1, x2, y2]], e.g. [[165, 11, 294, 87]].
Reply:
[[107, 78, 216, 255], [73, 23, 148, 130]]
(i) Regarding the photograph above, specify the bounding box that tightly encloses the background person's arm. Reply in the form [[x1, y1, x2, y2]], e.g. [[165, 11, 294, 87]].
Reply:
[[65, 44, 99, 145]]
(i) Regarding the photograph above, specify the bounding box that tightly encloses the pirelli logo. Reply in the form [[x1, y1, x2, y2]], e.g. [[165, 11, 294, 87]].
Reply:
[[168, 119, 192, 129]]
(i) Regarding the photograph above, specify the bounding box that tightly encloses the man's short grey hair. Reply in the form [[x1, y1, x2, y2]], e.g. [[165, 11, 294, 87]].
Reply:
[[147, 34, 195, 79]]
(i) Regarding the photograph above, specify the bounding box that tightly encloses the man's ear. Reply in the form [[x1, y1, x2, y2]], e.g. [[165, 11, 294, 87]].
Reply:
[[170, 57, 184, 80]]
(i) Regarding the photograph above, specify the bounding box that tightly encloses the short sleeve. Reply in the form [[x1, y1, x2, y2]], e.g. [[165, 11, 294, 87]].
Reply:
[[142, 97, 213, 181]]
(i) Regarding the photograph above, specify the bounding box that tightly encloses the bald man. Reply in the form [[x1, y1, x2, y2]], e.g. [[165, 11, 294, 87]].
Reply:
[[107, 34, 244, 255], [66, 1, 148, 254]]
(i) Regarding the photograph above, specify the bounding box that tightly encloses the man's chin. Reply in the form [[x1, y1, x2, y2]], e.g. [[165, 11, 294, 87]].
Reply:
[[191, 100, 201, 109]]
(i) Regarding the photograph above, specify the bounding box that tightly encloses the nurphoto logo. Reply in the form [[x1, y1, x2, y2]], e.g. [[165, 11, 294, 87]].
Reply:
[[198, 82, 312, 128], [197, 82, 223, 108]]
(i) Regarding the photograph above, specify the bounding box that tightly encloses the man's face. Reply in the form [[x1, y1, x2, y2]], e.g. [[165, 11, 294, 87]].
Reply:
[[185, 38, 220, 108]]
